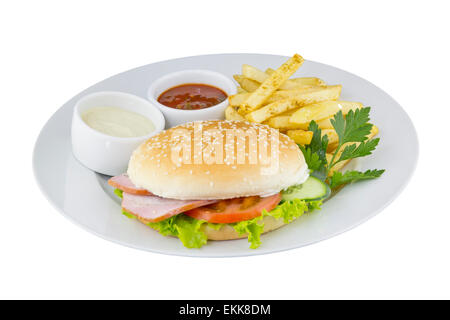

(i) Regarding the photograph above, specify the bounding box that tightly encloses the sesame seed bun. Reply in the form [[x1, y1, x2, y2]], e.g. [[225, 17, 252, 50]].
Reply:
[[127, 120, 308, 200]]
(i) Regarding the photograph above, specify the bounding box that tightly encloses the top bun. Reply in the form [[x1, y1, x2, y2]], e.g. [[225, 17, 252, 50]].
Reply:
[[127, 120, 308, 200]]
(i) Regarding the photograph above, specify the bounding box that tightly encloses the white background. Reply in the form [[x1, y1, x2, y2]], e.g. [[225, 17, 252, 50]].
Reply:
[[1, 0, 448, 299]]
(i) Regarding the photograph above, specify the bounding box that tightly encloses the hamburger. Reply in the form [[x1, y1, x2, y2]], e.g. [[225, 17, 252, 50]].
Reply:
[[108, 120, 326, 249]]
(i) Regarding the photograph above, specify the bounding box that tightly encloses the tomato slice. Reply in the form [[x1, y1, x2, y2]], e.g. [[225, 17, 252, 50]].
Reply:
[[184, 193, 282, 224]]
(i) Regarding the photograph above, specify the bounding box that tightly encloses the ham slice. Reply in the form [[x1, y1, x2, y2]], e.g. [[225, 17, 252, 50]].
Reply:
[[108, 174, 152, 196], [122, 192, 219, 223]]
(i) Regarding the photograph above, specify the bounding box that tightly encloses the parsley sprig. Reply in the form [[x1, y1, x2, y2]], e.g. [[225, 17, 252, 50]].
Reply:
[[300, 106, 385, 188]]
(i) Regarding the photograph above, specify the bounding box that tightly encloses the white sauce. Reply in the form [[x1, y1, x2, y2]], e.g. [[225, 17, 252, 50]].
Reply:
[[81, 106, 155, 138]]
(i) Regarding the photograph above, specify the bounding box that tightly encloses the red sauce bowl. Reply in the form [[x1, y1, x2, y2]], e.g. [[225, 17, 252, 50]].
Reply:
[[147, 70, 237, 128]]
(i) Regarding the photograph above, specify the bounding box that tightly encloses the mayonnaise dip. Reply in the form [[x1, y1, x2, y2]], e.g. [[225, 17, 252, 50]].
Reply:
[[81, 106, 155, 138]]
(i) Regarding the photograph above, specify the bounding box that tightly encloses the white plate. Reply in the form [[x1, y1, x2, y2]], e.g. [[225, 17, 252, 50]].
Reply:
[[33, 54, 418, 258]]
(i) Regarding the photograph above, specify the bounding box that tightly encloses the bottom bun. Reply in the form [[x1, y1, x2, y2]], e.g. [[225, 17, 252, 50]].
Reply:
[[137, 215, 286, 241], [202, 215, 286, 241]]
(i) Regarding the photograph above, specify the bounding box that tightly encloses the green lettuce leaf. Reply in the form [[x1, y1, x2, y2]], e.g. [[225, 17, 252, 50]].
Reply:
[[147, 215, 208, 249], [231, 198, 322, 249], [121, 209, 136, 219], [307, 200, 323, 211], [147, 216, 177, 236], [232, 217, 265, 249], [114, 188, 124, 199], [207, 223, 223, 230], [147, 217, 222, 248], [172, 215, 208, 249], [266, 198, 309, 223]]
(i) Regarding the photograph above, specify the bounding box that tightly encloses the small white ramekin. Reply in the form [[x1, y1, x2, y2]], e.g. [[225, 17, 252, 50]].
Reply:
[[71, 91, 165, 176], [147, 69, 236, 128]]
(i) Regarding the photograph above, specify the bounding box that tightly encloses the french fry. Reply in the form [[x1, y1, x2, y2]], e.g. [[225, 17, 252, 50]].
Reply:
[[326, 125, 379, 176], [371, 124, 379, 136], [265, 115, 304, 130], [244, 64, 324, 92], [322, 129, 339, 152], [290, 101, 342, 125], [246, 99, 299, 123], [245, 85, 342, 123], [242, 64, 268, 83], [233, 75, 260, 92], [289, 99, 358, 125], [295, 117, 334, 130], [266, 87, 322, 104], [228, 93, 250, 107], [266, 68, 326, 86], [279, 108, 298, 116], [286, 129, 339, 149], [238, 86, 337, 107], [225, 105, 245, 121], [326, 153, 348, 176], [238, 54, 304, 114], [338, 101, 364, 114], [236, 87, 247, 94], [315, 117, 334, 129], [231, 57, 378, 163], [280, 82, 320, 91], [286, 130, 313, 145], [290, 101, 363, 130], [265, 106, 313, 130]]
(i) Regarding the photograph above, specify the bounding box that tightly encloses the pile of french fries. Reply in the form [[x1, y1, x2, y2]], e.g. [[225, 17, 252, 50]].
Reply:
[[225, 54, 379, 176]]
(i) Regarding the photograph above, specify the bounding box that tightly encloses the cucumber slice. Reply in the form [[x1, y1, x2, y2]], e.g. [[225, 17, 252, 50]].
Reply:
[[282, 176, 330, 201]]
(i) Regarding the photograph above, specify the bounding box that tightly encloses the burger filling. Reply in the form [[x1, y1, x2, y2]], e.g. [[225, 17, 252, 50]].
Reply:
[[109, 174, 322, 249]]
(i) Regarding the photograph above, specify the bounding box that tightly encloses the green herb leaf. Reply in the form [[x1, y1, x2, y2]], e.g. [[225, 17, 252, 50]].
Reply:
[[308, 120, 329, 158], [299, 146, 323, 172], [331, 108, 373, 144], [299, 120, 328, 179], [337, 138, 380, 163], [325, 107, 384, 181], [329, 169, 385, 189], [330, 109, 346, 142]]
